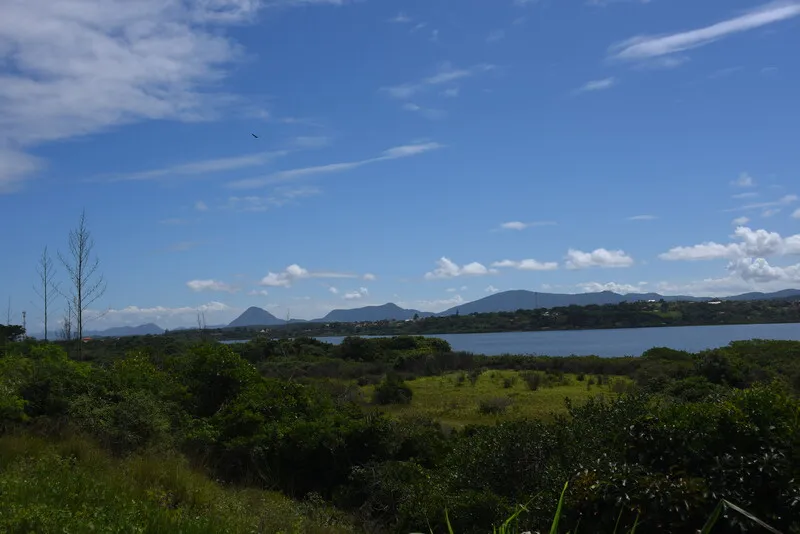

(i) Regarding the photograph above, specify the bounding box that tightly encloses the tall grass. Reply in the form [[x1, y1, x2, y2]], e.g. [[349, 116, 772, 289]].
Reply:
[[0, 434, 352, 534], [440, 480, 782, 534]]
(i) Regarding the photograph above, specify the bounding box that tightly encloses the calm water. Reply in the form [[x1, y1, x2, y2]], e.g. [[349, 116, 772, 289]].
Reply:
[[223, 323, 800, 357]]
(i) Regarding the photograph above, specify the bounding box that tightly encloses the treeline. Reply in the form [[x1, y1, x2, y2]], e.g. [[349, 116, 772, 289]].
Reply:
[[169, 297, 800, 340], [1, 335, 800, 532]]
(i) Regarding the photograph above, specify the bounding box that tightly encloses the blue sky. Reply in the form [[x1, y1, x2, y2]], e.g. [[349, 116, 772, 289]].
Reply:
[[2, 0, 800, 330]]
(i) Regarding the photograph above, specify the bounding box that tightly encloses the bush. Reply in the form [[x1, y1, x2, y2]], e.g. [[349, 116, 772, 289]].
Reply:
[[372, 374, 413, 405], [521, 371, 542, 391], [502, 377, 516, 389], [478, 397, 513, 415]]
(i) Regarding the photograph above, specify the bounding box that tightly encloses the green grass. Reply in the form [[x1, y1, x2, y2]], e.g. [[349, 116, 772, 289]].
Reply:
[[361, 371, 632, 427], [0, 434, 354, 534]]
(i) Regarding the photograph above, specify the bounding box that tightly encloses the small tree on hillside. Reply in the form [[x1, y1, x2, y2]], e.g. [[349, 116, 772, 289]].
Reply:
[[59, 210, 106, 357]]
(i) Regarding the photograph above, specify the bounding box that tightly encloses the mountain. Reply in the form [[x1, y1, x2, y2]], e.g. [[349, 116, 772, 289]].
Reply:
[[87, 323, 164, 337], [437, 289, 800, 316], [227, 307, 286, 327], [315, 303, 434, 323]]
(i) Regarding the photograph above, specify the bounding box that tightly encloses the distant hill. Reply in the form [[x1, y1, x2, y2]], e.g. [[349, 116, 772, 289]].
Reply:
[[315, 303, 434, 323], [227, 307, 286, 327], [437, 289, 800, 316], [87, 323, 165, 338]]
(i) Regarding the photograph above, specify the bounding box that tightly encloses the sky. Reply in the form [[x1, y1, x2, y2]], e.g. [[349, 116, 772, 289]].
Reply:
[[1, 0, 800, 331]]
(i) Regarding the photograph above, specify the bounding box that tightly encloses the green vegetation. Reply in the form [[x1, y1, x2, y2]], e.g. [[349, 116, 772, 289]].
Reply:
[[1, 330, 800, 533]]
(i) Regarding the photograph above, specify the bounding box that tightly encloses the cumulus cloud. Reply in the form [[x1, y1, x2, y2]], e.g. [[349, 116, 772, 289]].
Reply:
[[727, 257, 800, 284], [362, 273, 377, 281], [491, 259, 559, 271], [565, 248, 634, 269], [186, 279, 237, 293], [328, 286, 339, 295], [0, 0, 264, 192], [659, 226, 800, 261], [344, 287, 369, 300], [259, 264, 360, 287], [732, 216, 750, 225], [424, 257, 497, 279], [485, 285, 500, 294], [578, 281, 647, 294]]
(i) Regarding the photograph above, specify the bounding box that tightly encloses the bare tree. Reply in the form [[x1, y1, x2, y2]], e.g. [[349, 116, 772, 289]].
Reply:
[[5, 297, 11, 324], [33, 246, 59, 340], [196, 310, 207, 340], [58, 299, 73, 341], [59, 210, 106, 357]]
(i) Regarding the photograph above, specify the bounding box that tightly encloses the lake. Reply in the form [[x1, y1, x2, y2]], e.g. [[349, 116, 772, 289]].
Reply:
[[224, 323, 800, 357]]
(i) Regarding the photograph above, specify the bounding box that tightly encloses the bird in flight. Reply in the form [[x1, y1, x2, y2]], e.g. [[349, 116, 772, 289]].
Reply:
[[251, 133, 259, 139]]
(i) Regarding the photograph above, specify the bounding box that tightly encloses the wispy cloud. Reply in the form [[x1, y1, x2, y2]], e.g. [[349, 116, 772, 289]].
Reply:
[[732, 192, 759, 199], [492, 259, 559, 271], [609, 2, 800, 62], [389, 12, 412, 23], [382, 63, 496, 99], [186, 279, 237, 293], [575, 77, 616, 94], [486, 30, 506, 43], [259, 264, 361, 288], [0, 0, 266, 193], [226, 142, 443, 189], [722, 194, 798, 213], [96, 151, 287, 183], [224, 186, 322, 212], [626, 214, 657, 221], [402, 103, 446, 120], [498, 221, 557, 231], [731, 172, 756, 188]]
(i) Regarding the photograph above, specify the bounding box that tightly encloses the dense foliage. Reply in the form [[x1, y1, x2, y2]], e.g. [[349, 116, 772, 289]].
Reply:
[[1, 333, 800, 533]]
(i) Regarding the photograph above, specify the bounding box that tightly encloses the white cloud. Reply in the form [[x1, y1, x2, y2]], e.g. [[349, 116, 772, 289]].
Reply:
[[99, 151, 287, 183], [627, 214, 657, 221], [578, 281, 647, 293], [399, 295, 465, 313], [382, 63, 495, 100], [424, 257, 497, 280], [344, 287, 369, 300], [260, 264, 360, 287], [609, 2, 800, 62], [723, 194, 798, 213], [88, 301, 234, 329], [226, 142, 443, 189], [575, 77, 616, 93], [728, 257, 800, 284], [762, 208, 781, 218], [565, 248, 635, 269], [793, 208, 800, 219], [0, 0, 265, 192], [492, 259, 559, 271], [186, 279, 237, 293], [499, 220, 557, 230], [402, 103, 446, 120], [389, 12, 411, 23], [659, 226, 800, 261], [328, 286, 339, 295], [195, 200, 209, 212], [486, 30, 506, 43], [732, 216, 750, 225], [363, 273, 377, 281], [731, 172, 756, 188], [248, 289, 269, 296], [446, 285, 468, 293], [485, 285, 500, 294], [225, 186, 321, 211], [732, 191, 759, 199]]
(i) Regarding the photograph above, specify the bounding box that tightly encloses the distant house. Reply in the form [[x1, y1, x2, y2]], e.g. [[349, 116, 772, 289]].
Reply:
[[708, 301, 722, 305], [81, 337, 93, 343]]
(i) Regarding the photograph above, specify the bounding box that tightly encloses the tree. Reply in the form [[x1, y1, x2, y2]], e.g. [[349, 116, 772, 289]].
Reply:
[[58, 299, 73, 341], [59, 210, 106, 356], [33, 246, 59, 340]]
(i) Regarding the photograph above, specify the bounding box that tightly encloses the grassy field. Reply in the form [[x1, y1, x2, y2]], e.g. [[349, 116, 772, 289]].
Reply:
[[361, 370, 632, 428], [0, 434, 353, 534]]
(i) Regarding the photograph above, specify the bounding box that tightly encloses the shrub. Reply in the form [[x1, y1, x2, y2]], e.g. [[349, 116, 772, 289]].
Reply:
[[502, 377, 516, 389], [521, 371, 542, 391], [372, 374, 413, 405], [478, 397, 513, 415]]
